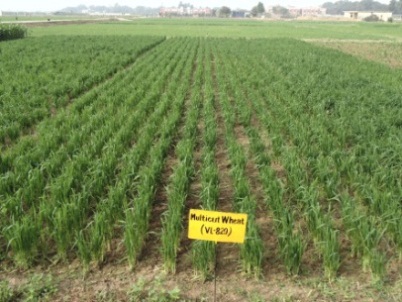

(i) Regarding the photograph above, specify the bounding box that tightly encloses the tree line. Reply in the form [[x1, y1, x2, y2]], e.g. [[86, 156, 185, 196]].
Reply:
[[323, 0, 399, 15]]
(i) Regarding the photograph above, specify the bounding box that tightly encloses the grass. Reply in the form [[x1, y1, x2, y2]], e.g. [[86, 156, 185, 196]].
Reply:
[[0, 274, 57, 302], [297, 276, 402, 301], [128, 274, 181, 302], [315, 41, 402, 68], [0, 15, 109, 22]]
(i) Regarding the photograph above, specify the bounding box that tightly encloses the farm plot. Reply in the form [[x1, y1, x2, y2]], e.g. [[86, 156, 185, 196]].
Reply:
[[314, 40, 402, 69], [1, 36, 402, 300], [0, 35, 164, 145]]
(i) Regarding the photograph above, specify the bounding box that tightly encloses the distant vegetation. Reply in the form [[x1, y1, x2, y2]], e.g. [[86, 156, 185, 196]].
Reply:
[[58, 4, 159, 15], [389, 0, 402, 13], [218, 6, 232, 17], [323, 0, 389, 14], [0, 24, 27, 41], [363, 14, 381, 21], [271, 6, 291, 18], [251, 2, 265, 17]]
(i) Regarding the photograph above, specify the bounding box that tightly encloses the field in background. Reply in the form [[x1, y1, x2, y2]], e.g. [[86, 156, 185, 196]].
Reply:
[[0, 15, 110, 22], [28, 18, 402, 67], [26, 18, 402, 40], [315, 40, 402, 68], [1, 19, 402, 301]]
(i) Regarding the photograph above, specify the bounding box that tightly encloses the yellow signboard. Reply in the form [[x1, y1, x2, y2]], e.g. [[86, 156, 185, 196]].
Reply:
[[188, 209, 248, 243]]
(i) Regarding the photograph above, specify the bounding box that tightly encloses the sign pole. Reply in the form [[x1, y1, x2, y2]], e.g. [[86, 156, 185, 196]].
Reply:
[[187, 209, 248, 302], [214, 242, 217, 302]]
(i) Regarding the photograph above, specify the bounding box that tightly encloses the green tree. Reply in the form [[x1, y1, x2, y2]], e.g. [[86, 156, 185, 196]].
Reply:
[[390, 0, 397, 11], [272, 5, 290, 17], [389, 0, 402, 13], [251, 2, 266, 16], [251, 6, 259, 17], [323, 0, 389, 15], [219, 6, 231, 17], [257, 2, 265, 14]]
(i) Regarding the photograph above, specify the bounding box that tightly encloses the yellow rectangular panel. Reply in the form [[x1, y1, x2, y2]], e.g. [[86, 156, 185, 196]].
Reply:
[[188, 209, 248, 243]]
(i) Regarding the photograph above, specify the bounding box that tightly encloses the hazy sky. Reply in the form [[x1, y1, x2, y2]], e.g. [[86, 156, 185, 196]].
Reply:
[[0, 0, 391, 12]]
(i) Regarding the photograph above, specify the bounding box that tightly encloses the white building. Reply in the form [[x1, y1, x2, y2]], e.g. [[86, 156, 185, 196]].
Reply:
[[344, 11, 392, 21]]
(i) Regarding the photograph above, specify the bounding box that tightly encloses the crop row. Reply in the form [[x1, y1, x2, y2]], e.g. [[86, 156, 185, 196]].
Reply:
[[211, 44, 265, 277], [0, 35, 164, 145], [190, 42, 220, 279], [160, 39, 202, 273], [211, 38, 401, 281], [0, 37, 194, 267], [123, 39, 198, 270], [0, 24, 27, 41], [1, 38, 400, 282]]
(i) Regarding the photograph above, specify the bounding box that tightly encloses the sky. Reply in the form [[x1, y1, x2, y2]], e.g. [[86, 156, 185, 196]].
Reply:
[[0, 0, 391, 12]]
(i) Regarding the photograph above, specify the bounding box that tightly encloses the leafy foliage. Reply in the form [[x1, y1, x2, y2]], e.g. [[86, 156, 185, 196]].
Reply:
[[218, 6, 231, 17], [363, 14, 381, 21], [0, 281, 16, 302], [271, 6, 291, 18], [251, 2, 265, 17], [323, 0, 389, 15], [129, 275, 181, 302], [0, 24, 27, 41], [389, 0, 402, 14]]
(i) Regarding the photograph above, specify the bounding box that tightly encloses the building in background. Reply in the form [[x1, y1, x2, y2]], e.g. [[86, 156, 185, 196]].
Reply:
[[160, 3, 212, 17], [343, 11, 392, 21], [232, 9, 250, 18]]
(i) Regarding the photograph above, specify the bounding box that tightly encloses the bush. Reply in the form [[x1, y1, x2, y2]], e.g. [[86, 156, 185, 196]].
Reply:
[[0, 24, 28, 42], [363, 14, 380, 22]]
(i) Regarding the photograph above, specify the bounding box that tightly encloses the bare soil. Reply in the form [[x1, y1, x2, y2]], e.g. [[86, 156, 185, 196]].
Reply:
[[2, 256, 402, 301]]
